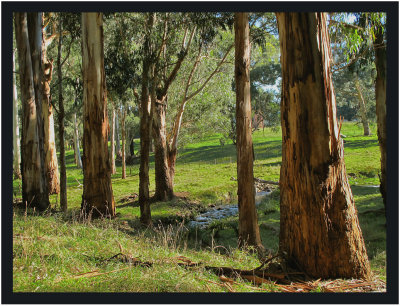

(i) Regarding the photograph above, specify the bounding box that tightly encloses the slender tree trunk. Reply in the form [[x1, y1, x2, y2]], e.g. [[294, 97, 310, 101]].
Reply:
[[42, 32, 60, 194], [57, 14, 67, 212], [121, 107, 127, 179], [276, 12, 371, 279], [354, 75, 371, 136], [234, 13, 264, 253], [115, 112, 122, 158], [374, 29, 386, 212], [15, 12, 49, 210], [152, 96, 174, 201], [73, 112, 82, 168], [139, 13, 155, 225], [81, 12, 115, 217], [110, 107, 116, 174], [13, 49, 22, 179]]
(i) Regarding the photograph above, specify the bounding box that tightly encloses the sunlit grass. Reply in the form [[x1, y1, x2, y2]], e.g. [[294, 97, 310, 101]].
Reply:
[[12, 122, 386, 291]]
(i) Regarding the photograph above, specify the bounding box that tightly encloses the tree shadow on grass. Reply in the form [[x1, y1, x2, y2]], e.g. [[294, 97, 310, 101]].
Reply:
[[178, 140, 283, 164], [344, 138, 379, 150]]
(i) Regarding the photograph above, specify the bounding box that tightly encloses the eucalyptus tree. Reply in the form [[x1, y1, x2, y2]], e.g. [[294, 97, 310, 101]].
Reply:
[[104, 12, 142, 179], [56, 12, 67, 211], [276, 12, 371, 279], [81, 12, 115, 217], [165, 24, 235, 194], [329, 12, 387, 210], [15, 12, 49, 210], [234, 12, 264, 253], [141, 12, 235, 202]]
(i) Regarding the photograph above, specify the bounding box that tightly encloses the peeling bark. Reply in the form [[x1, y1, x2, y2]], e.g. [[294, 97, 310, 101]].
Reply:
[[276, 12, 371, 279], [15, 12, 49, 210], [81, 12, 115, 217], [234, 12, 264, 252], [41, 26, 60, 194]]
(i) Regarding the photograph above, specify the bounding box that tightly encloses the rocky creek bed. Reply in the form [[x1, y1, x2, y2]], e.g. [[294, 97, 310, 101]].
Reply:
[[188, 179, 276, 228]]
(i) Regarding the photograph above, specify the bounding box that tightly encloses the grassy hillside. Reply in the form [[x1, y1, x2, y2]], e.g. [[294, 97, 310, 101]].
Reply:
[[12, 122, 386, 292]]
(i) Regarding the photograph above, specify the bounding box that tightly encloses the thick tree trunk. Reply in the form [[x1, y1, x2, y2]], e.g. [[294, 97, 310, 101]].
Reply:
[[13, 49, 22, 179], [276, 12, 371, 279], [152, 98, 174, 201], [57, 14, 67, 212], [73, 112, 82, 168], [121, 108, 127, 179], [81, 12, 115, 218], [15, 12, 49, 210], [110, 107, 116, 174], [354, 76, 371, 136], [42, 37, 60, 194], [374, 30, 386, 212], [234, 13, 264, 252]]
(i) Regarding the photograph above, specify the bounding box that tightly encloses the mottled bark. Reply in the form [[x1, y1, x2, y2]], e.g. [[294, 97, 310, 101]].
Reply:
[[42, 32, 60, 194], [110, 107, 116, 174], [15, 12, 49, 210], [354, 75, 371, 136], [276, 12, 371, 279], [234, 12, 264, 252], [57, 14, 67, 212], [374, 29, 386, 211], [13, 49, 22, 179], [81, 12, 115, 217]]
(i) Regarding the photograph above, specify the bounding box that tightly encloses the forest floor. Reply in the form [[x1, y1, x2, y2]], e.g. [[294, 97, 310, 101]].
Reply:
[[12, 123, 386, 293]]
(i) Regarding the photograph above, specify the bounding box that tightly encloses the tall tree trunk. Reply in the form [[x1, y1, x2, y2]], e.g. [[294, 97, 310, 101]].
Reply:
[[110, 107, 116, 174], [57, 14, 67, 212], [15, 12, 49, 210], [374, 29, 386, 212], [139, 13, 155, 225], [13, 49, 22, 179], [234, 13, 264, 252], [121, 107, 127, 179], [42, 31, 60, 194], [152, 95, 174, 201], [354, 75, 371, 136], [115, 112, 122, 158], [73, 112, 82, 168], [81, 12, 115, 218], [276, 12, 371, 279]]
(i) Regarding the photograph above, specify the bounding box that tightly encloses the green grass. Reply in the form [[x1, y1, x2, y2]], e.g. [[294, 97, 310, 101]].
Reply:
[[12, 122, 386, 292]]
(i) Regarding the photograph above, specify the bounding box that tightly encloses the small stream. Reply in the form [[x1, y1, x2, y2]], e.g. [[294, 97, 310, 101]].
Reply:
[[187, 185, 380, 229], [188, 190, 272, 229]]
